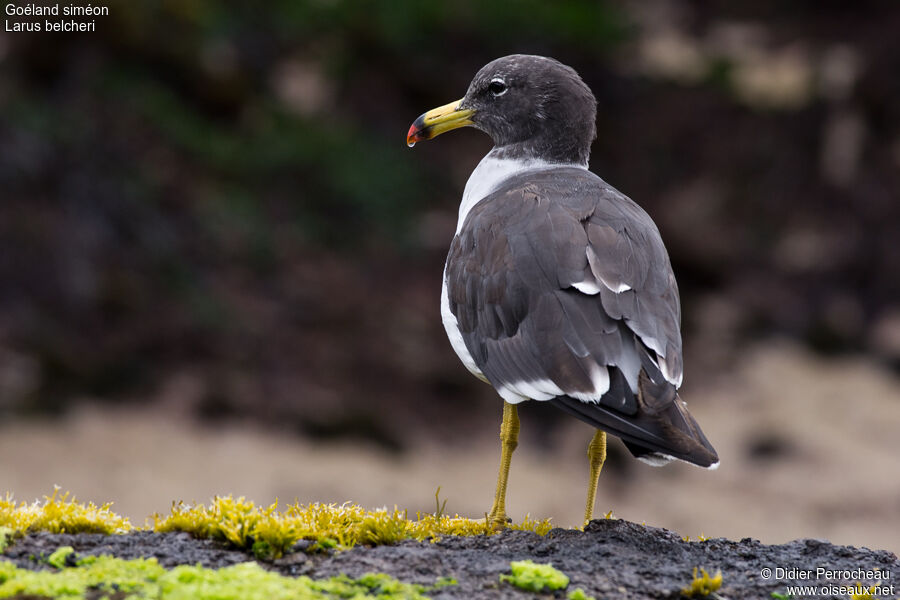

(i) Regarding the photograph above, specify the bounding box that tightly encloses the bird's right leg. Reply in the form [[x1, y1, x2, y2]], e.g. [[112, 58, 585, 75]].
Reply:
[[583, 429, 607, 526], [487, 401, 519, 530]]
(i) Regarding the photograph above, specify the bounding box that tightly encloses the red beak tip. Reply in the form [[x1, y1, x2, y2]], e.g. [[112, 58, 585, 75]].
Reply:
[[406, 124, 421, 146]]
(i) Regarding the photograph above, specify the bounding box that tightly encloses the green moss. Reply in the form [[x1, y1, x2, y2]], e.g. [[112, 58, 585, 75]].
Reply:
[[0, 554, 165, 599], [0, 553, 434, 599], [567, 588, 595, 600], [500, 560, 570, 593], [0, 527, 13, 552], [433, 576, 457, 588], [46, 546, 75, 569], [681, 567, 723, 598]]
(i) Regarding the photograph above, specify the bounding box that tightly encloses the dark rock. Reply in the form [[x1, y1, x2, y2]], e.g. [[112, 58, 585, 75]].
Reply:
[[2, 521, 897, 600]]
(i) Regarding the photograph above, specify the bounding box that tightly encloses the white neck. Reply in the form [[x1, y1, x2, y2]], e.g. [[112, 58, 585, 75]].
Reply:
[[456, 153, 586, 234]]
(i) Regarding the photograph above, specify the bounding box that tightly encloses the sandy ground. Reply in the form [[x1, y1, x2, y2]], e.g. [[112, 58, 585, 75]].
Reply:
[[2, 341, 899, 555]]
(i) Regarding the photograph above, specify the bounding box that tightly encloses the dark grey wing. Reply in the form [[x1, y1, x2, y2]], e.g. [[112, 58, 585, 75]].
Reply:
[[579, 183, 683, 386], [446, 168, 717, 467]]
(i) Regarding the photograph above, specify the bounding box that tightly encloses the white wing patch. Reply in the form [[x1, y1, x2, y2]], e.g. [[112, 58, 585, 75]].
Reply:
[[585, 246, 633, 294], [636, 453, 675, 467], [569, 363, 610, 403], [635, 343, 682, 389], [659, 356, 683, 387], [498, 378, 565, 404], [603, 280, 632, 293], [572, 280, 601, 295], [496, 385, 528, 404], [640, 453, 719, 469]]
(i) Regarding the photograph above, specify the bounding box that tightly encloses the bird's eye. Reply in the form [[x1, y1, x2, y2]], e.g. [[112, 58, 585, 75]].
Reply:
[[489, 79, 508, 96]]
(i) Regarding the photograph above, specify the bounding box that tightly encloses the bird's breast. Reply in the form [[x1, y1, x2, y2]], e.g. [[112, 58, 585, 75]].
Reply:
[[440, 261, 487, 382]]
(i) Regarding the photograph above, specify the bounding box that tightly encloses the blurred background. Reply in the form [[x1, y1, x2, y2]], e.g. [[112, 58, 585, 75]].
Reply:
[[1, 0, 899, 553]]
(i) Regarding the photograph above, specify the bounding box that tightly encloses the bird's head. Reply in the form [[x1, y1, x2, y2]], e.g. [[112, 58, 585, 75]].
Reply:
[[407, 54, 597, 165]]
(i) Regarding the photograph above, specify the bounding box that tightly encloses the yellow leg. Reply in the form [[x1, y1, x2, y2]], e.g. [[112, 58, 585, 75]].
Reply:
[[487, 402, 519, 530], [584, 429, 607, 526]]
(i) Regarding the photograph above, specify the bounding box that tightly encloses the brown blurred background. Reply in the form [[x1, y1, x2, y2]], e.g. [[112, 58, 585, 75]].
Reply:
[[1, 0, 899, 553]]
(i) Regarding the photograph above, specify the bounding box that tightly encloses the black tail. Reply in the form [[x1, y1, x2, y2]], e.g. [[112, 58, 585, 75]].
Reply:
[[550, 369, 718, 468]]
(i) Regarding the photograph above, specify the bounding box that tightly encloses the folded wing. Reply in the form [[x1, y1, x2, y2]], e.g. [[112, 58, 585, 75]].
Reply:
[[445, 168, 717, 467]]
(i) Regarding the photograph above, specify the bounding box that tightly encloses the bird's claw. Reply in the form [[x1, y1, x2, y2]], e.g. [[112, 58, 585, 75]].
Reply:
[[487, 512, 512, 531]]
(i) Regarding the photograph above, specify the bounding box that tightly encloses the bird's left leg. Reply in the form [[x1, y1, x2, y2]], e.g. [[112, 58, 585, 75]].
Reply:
[[583, 429, 607, 526], [487, 401, 519, 530]]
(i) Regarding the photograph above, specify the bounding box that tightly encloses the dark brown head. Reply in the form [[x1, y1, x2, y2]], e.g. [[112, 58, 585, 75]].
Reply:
[[408, 55, 597, 165]]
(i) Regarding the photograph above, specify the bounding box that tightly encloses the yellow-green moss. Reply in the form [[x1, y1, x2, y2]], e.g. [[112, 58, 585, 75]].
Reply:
[[0, 552, 434, 599], [500, 559, 570, 592], [850, 584, 879, 600], [0, 488, 132, 537], [151, 495, 552, 558], [681, 567, 722, 598], [566, 587, 595, 600], [1, 489, 551, 559]]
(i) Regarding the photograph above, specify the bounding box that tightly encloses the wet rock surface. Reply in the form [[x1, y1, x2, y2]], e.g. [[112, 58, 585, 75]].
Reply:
[[3, 520, 897, 599]]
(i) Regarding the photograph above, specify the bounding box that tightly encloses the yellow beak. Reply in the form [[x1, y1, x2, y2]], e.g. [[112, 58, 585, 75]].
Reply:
[[407, 99, 475, 146]]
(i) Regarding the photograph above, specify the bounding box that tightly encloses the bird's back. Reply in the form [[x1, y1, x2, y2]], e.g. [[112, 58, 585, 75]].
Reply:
[[445, 167, 718, 468]]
